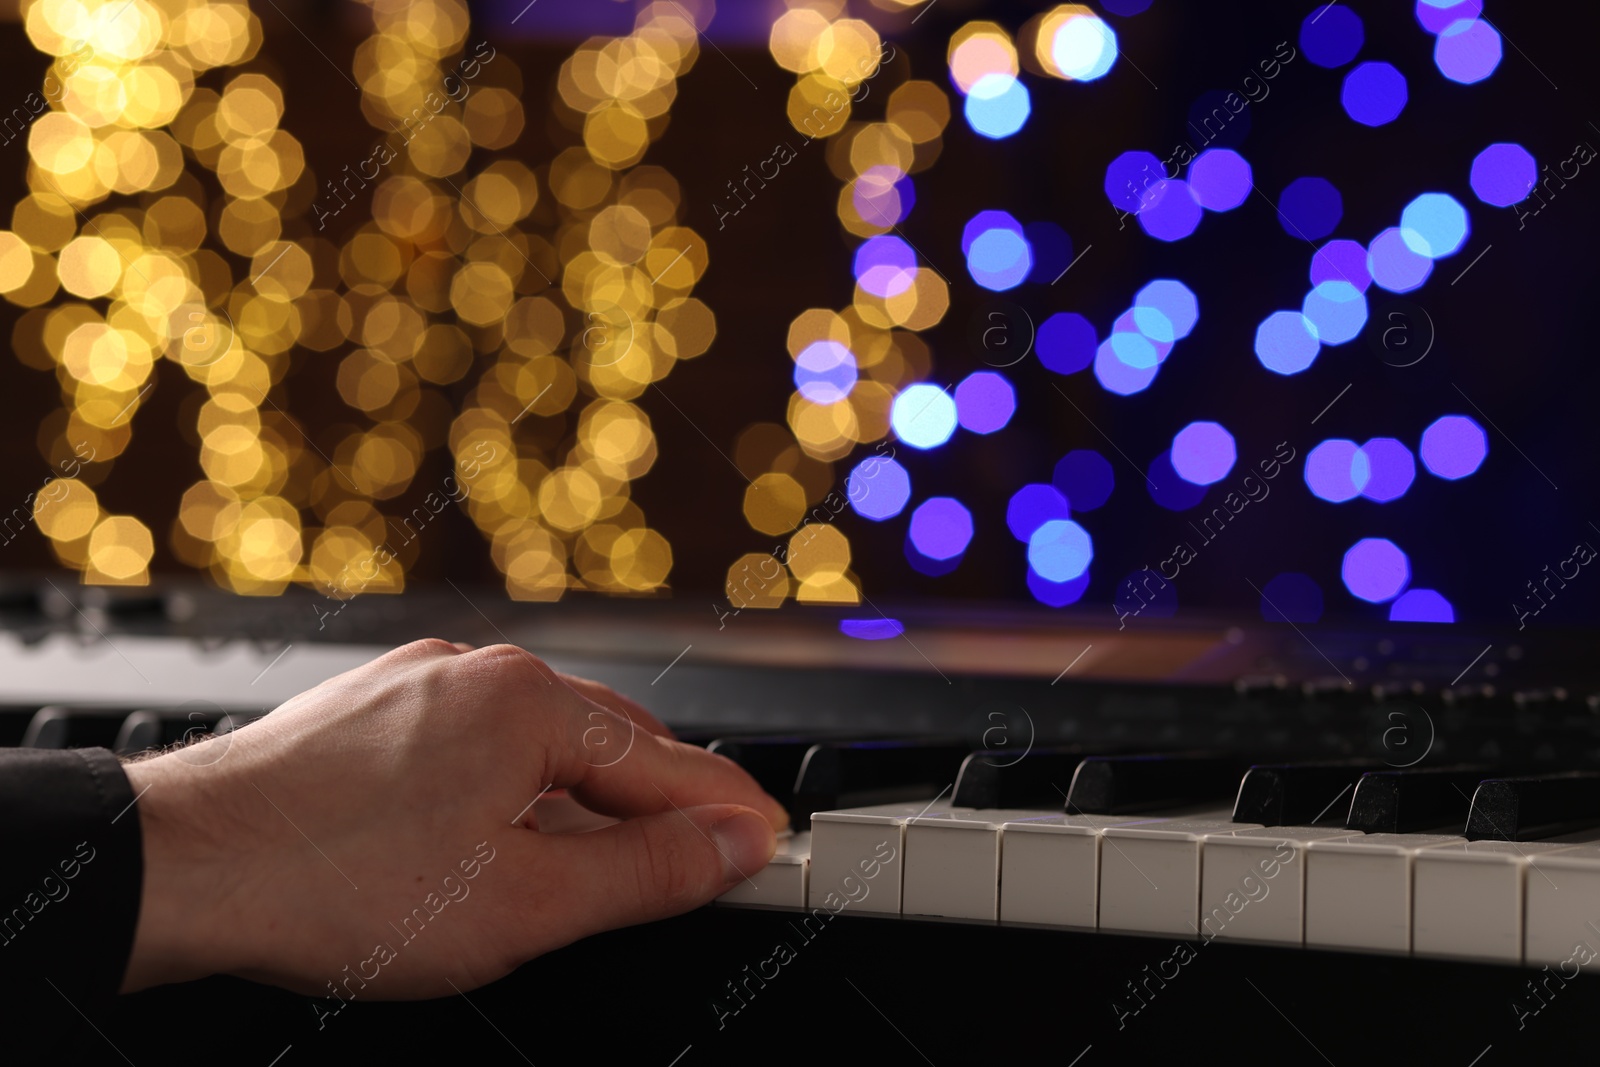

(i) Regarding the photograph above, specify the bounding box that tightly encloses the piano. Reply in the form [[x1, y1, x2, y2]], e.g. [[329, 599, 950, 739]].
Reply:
[[10, 579, 1600, 1064]]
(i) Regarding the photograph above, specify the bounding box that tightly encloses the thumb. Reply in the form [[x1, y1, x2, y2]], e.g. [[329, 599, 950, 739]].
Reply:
[[538, 804, 776, 937]]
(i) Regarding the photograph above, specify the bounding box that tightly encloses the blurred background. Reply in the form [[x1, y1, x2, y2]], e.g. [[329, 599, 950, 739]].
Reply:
[[0, 0, 1594, 630]]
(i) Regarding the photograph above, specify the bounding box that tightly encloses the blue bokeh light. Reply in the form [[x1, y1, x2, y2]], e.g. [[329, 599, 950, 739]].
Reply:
[[1037, 312, 1097, 376], [1470, 143, 1537, 207], [853, 235, 917, 298], [1255, 310, 1321, 374], [1095, 336, 1159, 394], [1052, 13, 1118, 81], [794, 340, 857, 404], [1189, 149, 1253, 211], [1023, 221, 1072, 284], [965, 73, 1031, 139], [908, 497, 974, 560], [1301, 5, 1364, 69], [1135, 279, 1199, 339], [1138, 180, 1203, 241], [1104, 151, 1165, 213], [1278, 177, 1343, 240], [1341, 61, 1408, 126], [1343, 538, 1411, 603], [1434, 18, 1501, 84], [1261, 572, 1325, 623], [891, 383, 958, 449], [846, 455, 912, 521], [1028, 518, 1094, 582], [839, 618, 904, 640], [1053, 449, 1115, 511], [1147, 450, 1208, 511], [954, 371, 1016, 434], [1368, 227, 1434, 293], [1420, 414, 1488, 479], [1101, 0, 1152, 15], [1389, 588, 1455, 623], [1400, 193, 1469, 258], [962, 210, 1023, 254], [1358, 438, 1416, 503], [1310, 238, 1373, 292], [1006, 483, 1071, 542], [1416, 0, 1482, 35], [1302, 280, 1368, 345], [1305, 439, 1368, 503], [1027, 568, 1091, 608], [967, 226, 1034, 291], [1171, 421, 1237, 486]]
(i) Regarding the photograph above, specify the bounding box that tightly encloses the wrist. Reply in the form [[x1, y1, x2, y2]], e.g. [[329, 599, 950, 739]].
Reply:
[[119, 754, 254, 992]]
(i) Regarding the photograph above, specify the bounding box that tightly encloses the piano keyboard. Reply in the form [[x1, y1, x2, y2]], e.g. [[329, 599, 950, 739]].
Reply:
[[715, 743, 1600, 971]]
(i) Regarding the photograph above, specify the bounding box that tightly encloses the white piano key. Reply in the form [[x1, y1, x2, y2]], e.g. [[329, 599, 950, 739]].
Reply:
[[1524, 841, 1600, 968], [998, 812, 1151, 928], [1197, 827, 1365, 945], [807, 800, 949, 915], [1412, 840, 1585, 964], [901, 807, 1052, 921], [1303, 833, 1462, 954], [1097, 811, 1253, 937], [718, 832, 810, 909]]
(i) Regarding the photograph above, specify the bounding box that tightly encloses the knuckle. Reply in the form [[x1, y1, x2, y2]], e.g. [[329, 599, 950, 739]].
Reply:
[[392, 637, 459, 659], [474, 644, 553, 687]]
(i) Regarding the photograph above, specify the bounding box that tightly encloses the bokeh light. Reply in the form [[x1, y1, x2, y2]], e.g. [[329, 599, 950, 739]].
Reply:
[[1138, 180, 1203, 242], [966, 225, 1034, 290], [1053, 449, 1114, 510], [1261, 572, 1325, 623], [1305, 439, 1369, 503], [1028, 518, 1093, 581], [1389, 588, 1455, 622], [909, 496, 974, 560], [1037, 311, 1097, 375], [1278, 177, 1343, 240], [1135, 279, 1199, 339], [1104, 151, 1164, 213], [1095, 333, 1159, 394], [1400, 193, 1469, 258], [964, 73, 1031, 139], [1342, 538, 1411, 603], [854, 235, 918, 298], [1170, 421, 1236, 486], [1358, 438, 1417, 502], [1302, 280, 1368, 344], [840, 618, 904, 640], [1189, 149, 1252, 211], [847, 455, 913, 521], [1368, 227, 1433, 292], [1434, 18, 1502, 84], [1023, 221, 1073, 284], [1027, 567, 1091, 607], [1341, 61, 1408, 126], [1416, 0, 1483, 35], [891, 383, 958, 449], [1470, 143, 1536, 207], [1006, 483, 1071, 541], [1254, 310, 1321, 375], [954, 371, 1016, 433], [794, 340, 858, 404], [1147, 450, 1208, 510], [1051, 13, 1118, 81], [1310, 238, 1373, 291], [1301, 5, 1364, 69], [1420, 414, 1488, 479]]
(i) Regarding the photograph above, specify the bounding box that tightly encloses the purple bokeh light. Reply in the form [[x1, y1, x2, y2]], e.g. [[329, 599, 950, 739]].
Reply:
[[1341, 61, 1408, 126], [839, 618, 904, 640], [1416, 0, 1482, 35], [1301, 5, 1364, 69], [1310, 238, 1373, 292], [1037, 312, 1097, 376], [1278, 177, 1343, 240], [1342, 538, 1411, 603], [1104, 151, 1165, 213], [1094, 336, 1160, 394], [1006, 483, 1071, 542], [1255, 310, 1321, 374], [1171, 421, 1237, 486], [1368, 227, 1433, 293], [954, 371, 1016, 434], [1053, 450, 1115, 511], [1147, 450, 1208, 510], [1138, 180, 1204, 242], [1389, 588, 1454, 622], [908, 497, 974, 561], [1434, 18, 1501, 84], [853, 235, 917, 298], [1420, 415, 1488, 479], [1470, 143, 1536, 207], [1189, 149, 1253, 211], [1358, 438, 1416, 503], [1305, 439, 1368, 503], [846, 455, 912, 521], [794, 340, 857, 404]]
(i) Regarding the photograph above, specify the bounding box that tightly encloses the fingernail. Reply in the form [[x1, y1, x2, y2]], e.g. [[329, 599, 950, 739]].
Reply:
[[709, 810, 775, 884]]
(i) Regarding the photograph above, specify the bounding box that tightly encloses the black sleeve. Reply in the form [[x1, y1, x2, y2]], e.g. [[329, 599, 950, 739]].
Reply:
[[0, 748, 144, 1018]]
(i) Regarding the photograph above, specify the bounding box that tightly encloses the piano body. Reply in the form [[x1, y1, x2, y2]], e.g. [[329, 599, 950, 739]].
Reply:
[[8, 581, 1600, 1064]]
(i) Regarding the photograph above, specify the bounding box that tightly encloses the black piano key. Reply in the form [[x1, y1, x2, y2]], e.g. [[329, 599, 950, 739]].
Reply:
[[1465, 771, 1600, 841], [707, 735, 867, 805], [1345, 765, 1502, 834], [1232, 760, 1388, 826], [21, 706, 138, 750], [0, 706, 44, 746], [790, 739, 973, 831], [950, 745, 1089, 809], [1066, 752, 1246, 815]]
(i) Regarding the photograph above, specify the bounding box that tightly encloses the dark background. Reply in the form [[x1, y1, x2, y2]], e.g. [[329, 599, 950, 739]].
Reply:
[[1, 0, 1595, 633]]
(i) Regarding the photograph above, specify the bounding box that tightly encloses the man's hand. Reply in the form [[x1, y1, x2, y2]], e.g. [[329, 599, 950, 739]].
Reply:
[[119, 640, 785, 997]]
